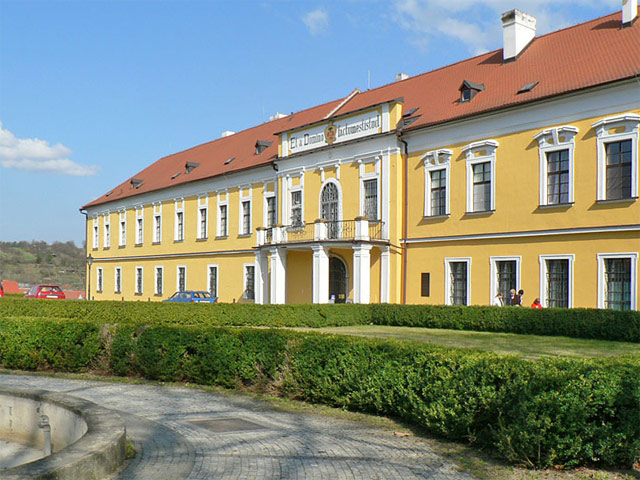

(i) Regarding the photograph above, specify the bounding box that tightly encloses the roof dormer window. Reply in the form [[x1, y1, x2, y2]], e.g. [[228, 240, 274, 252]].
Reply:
[[459, 80, 484, 103], [130, 178, 143, 189], [185, 161, 200, 174], [255, 140, 272, 155]]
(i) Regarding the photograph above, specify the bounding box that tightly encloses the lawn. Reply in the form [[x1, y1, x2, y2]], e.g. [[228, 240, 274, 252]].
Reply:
[[302, 325, 640, 360]]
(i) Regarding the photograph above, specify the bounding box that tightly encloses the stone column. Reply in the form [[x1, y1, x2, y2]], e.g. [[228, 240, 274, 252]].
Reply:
[[352, 244, 372, 304], [255, 249, 269, 304], [312, 245, 329, 304], [380, 245, 390, 303], [270, 247, 287, 304]]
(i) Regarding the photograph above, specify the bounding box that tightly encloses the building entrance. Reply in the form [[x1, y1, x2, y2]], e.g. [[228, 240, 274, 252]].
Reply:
[[329, 256, 347, 303]]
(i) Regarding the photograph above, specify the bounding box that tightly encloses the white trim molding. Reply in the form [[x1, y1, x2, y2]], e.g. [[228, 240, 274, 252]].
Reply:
[[92, 215, 99, 249], [597, 252, 638, 310], [422, 149, 452, 217], [174, 198, 185, 242], [217, 191, 229, 237], [318, 177, 343, 221], [539, 254, 575, 308], [114, 266, 122, 294], [176, 265, 187, 292], [135, 205, 144, 245], [358, 156, 381, 220], [118, 209, 127, 247], [154, 265, 164, 296], [462, 140, 498, 213], [135, 265, 144, 294], [103, 212, 111, 248], [238, 186, 252, 235], [96, 267, 104, 293], [534, 125, 578, 206], [153, 203, 162, 244], [489, 256, 522, 304], [592, 112, 640, 201], [197, 194, 209, 240], [444, 257, 471, 306], [207, 263, 219, 298], [243, 262, 256, 301]]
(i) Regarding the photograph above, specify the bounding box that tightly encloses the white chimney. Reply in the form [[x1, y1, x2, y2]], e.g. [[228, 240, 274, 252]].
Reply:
[[269, 112, 287, 121], [623, 0, 638, 26], [396, 73, 409, 82], [501, 9, 536, 61], [221, 130, 235, 138]]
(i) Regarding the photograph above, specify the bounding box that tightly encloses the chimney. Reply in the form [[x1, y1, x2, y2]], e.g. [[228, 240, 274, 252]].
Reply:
[[269, 112, 287, 121], [501, 9, 536, 61], [221, 130, 235, 138], [396, 73, 409, 82], [623, 0, 638, 27]]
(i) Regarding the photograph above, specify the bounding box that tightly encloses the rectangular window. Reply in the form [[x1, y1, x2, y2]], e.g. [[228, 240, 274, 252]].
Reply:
[[604, 258, 632, 310], [606, 140, 632, 200], [219, 205, 228, 237], [177, 266, 186, 292], [155, 267, 163, 296], [136, 218, 143, 244], [120, 220, 126, 246], [97, 267, 103, 292], [290, 191, 302, 227], [244, 265, 255, 300], [199, 207, 208, 239], [135, 267, 143, 294], [421, 273, 430, 297], [242, 201, 251, 234], [176, 211, 184, 241], [115, 267, 121, 293], [266, 196, 276, 228], [546, 150, 570, 204], [546, 259, 569, 308], [363, 179, 378, 220], [104, 223, 110, 248], [93, 223, 99, 249], [449, 262, 468, 305], [208, 265, 218, 298], [430, 169, 447, 216], [472, 162, 491, 212], [496, 260, 517, 299], [154, 214, 161, 243]]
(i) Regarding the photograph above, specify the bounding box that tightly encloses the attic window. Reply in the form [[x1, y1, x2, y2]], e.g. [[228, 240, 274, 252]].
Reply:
[[185, 161, 200, 174], [518, 81, 539, 94], [224, 157, 235, 165], [255, 140, 272, 155], [105, 191, 113, 197], [171, 172, 181, 180], [130, 178, 143, 189], [459, 80, 485, 103], [403, 107, 419, 117]]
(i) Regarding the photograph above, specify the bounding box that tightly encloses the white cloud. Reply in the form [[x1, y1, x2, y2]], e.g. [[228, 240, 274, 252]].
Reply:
[[303, 7, 329, 36], [392, 0, 620, 55], [0, 122, 97, 176]]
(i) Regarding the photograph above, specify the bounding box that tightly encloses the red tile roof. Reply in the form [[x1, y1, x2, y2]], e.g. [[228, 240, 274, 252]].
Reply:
[[83, 12, 639, 210]]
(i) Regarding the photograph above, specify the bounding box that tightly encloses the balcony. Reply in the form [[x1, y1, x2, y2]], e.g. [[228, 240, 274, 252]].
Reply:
[[257, 218, 386, 246]]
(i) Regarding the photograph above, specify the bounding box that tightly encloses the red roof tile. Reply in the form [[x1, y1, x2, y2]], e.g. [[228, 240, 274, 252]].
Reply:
[[83, 12, 639, 209]]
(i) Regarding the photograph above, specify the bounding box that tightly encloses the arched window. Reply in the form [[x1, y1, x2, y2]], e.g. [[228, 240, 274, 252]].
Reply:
[[321, 182, 340, 238]]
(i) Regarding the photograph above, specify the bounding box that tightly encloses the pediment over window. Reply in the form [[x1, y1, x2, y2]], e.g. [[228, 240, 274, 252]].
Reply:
[[592, 113, 640, 137], [533, 126, 578, 148], [422, 149, 452, 166], [462, 140, 498, 160]]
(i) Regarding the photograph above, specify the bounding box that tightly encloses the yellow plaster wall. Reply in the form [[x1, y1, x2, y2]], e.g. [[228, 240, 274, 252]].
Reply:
[[286, 251, 313, 303]]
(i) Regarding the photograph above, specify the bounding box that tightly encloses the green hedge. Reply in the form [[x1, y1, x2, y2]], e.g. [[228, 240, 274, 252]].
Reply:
[[0, 315, 638, 469], [2, 298, 639, 342]]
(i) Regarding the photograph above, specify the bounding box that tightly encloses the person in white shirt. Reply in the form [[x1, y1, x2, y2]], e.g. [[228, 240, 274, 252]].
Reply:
[[493, 292, 504, 307]]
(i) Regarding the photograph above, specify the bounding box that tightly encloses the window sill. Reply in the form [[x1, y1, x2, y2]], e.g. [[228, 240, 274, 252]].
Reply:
[[216, 235, 228, 240], [154, 293, 163, 297], [237, 234, 252, 238], [115, 291, 121, 295], [174, 239, 184, 243], [538, 202, 574, 209], [103, 247, 110, 250], [464, 210, 495, 216], [134, 292, 143, 296], [423, 214, 450, 219], [596, 197, 638, 205], [135, 243, 143, 247], [118, 245, 126, 249], [152, 241, 161, 246], [196, 237, 208, 242]]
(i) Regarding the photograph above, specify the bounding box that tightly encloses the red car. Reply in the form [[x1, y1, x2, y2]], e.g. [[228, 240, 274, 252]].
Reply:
[[24, 285, 66, 300]]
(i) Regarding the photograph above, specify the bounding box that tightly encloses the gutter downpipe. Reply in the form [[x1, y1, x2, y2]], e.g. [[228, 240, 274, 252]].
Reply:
[[397, 130, 409, 304]]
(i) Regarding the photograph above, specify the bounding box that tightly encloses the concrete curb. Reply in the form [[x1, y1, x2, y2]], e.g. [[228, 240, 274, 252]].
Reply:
[[1, 387, 126, 480]]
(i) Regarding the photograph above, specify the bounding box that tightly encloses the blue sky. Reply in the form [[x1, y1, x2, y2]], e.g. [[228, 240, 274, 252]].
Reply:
[[0, 0, 619, 247]]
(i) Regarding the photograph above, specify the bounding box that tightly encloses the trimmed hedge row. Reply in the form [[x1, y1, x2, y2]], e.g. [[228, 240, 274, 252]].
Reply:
[[2, 298, 639, 342], [0, 316, 638, 469]]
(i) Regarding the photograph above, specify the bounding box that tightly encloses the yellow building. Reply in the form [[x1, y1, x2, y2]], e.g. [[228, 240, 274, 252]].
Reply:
[[81, 7, 640, 310]]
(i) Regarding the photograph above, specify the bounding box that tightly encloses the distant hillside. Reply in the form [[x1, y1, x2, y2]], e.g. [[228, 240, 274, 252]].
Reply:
[[0, 241, 85, 290]]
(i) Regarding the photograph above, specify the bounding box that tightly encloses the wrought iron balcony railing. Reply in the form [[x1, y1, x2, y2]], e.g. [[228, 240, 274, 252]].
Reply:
[[258, 219, 385, 246]]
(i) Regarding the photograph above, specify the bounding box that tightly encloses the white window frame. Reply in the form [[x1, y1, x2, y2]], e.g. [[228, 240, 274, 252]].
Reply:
[[463, 140, 498, 213], [197, 194, 208, 240], [287, 175, 304, 227], [243, 263, 255, 300], [444, 257, 471, 306], [174, 198, 184, 242], [217, 191, 229, 237], [489, 256, 521, 303], [238, 187, 252, 235], [96, 267, 103, 292], [597, 252, 638, 310], [593, 113, 640, 201], [135, 206, 144, 245], [155, 266, 164, 296], [92, 216, 99, 249], [422, 149, 452, 217], [263, 184, 277, 228], [317, 177, 344, 221], [135, 266, 143, 294], [118, 210, 127, 247], [114, 266, 122, 294], [153, 203, 162, 244], [358, 157, 380, 220], [539, 254, 575, 308], [534, 126, 578, 206], [103, 213, 111, 248], [176, 265, 187, 292], [207, 264, 219, 298]]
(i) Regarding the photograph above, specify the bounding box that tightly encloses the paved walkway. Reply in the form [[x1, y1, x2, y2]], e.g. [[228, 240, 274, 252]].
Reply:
[[1, 373, 474, 480]]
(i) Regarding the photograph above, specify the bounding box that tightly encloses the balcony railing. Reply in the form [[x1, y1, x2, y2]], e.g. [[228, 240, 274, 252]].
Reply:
[[258, 219, 385, 246]]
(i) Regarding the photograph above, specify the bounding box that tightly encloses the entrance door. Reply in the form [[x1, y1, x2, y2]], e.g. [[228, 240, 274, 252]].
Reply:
[[321, 183, 339, 239], [329, 256, 347, 303]]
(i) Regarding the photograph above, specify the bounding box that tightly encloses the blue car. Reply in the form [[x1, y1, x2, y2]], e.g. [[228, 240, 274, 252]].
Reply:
[[163, 291, 217, 303]]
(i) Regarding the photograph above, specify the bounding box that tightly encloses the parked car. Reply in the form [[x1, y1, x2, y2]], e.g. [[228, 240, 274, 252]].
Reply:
[[163, 291, 217, 303], [24, 284, 66, 300]]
